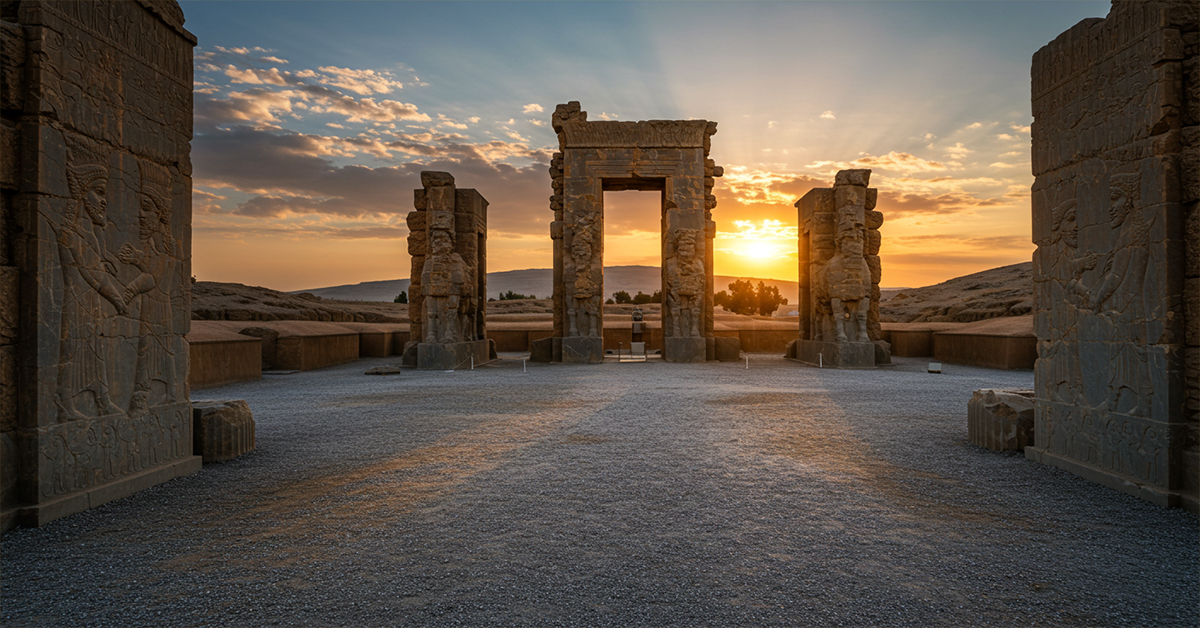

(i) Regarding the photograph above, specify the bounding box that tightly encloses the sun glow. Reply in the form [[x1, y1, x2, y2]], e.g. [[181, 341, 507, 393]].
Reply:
[[713, 219, 799, 281]]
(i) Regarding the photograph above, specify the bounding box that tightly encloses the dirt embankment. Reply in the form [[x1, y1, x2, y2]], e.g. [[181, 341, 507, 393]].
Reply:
[[878, 262, 1033, 323]]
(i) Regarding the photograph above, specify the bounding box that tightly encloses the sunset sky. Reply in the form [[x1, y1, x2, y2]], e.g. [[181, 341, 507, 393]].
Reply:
[[180, 0, 1110, 292]]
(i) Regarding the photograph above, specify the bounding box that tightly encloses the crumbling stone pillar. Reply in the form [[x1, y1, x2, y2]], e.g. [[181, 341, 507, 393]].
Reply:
[[0, 1, 199, 531], [535, 101, 726, 363], [793, 169, 889, 367], [404, 171, 489, 370], [1026, 1, 1197, 512]]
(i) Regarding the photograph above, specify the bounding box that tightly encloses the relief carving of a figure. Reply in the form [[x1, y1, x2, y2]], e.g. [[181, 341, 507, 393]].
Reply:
[[824, 204, 871, 343], [118, 163, 179, 417], [421, 229, 466, 344], [55, 149, 128, 420], [566, 218, 601, 338], [666, 229, 704, 338]]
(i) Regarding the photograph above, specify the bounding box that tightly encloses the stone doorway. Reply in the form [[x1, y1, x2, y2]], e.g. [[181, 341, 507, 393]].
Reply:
[[540, 102, 725, 363]]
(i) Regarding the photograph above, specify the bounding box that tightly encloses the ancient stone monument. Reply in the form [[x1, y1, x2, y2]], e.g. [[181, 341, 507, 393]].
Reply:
[[536, 101, 727, 363], [1, 1, 199, 530], [191, 400, 255, 463], [1026, 0, 1197, 512], [792, 169, 889, 367], [968, 389, 1036, 452], [404, 171, 490, 370]]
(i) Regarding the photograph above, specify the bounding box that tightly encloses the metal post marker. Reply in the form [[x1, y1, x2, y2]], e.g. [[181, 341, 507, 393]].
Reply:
[[523, 359, 527, 373], [745, 355, 748, 369], [819, 352, 823, 368], [470, 356, 474, 370]]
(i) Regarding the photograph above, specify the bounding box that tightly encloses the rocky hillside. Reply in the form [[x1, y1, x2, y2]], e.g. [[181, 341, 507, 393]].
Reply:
[[878, 262, 1033, 323]]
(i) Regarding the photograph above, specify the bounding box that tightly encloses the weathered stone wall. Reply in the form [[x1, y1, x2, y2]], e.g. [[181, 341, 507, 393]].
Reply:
[[1027, 0, 1197, 512], [405, 171, 488, 362], [547, 102, 722, 363], [0, 1, 198, 530]]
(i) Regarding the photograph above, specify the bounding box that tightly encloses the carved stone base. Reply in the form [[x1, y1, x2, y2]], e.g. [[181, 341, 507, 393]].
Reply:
[[417, 340, 491, 370], [796, 340, 876, 368], [529, 337, 555, 363], [968, 389, 1034, 452], [1026, 446, 1198, 514], [664, 337, 707, 363], [192, 400, 256, 463], [561, 336, 603, 364], [6, 456, 201, 528]]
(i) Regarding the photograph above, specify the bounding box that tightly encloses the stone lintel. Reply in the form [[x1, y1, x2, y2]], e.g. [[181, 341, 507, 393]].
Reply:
[[417, 340, 490, 370], [559, 120, 712, 149], [795, 340, 876, 368]]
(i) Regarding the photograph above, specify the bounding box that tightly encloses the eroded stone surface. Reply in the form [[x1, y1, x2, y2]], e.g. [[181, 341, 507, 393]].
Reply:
[[546, 102, 723, 363], [406, 172, 489, 370], [969, 389, 1035, 452], [795, 169, 888, 367], [192, 400, 255, 463], [1028, 1, 1197, 511], [1, 1, 198, 529]]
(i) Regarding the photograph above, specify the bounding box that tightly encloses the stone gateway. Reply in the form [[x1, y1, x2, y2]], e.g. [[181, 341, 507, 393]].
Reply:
[[537, 101, 729, 363]]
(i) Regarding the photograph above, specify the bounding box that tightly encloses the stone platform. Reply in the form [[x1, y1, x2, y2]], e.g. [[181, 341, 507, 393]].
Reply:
[[794, 339, 875, 368], [417, 340, 491, 370]]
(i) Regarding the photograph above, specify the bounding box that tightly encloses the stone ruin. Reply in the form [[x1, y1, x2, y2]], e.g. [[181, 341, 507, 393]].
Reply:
[[1026, 0, 1197, 512], [1, 0, 198, 530], [791, 169, 889, 368], [533, 101, 734, 363], [403, 171, 491, 370]]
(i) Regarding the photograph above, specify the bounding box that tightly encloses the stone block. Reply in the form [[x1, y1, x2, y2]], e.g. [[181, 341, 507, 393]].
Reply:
[[834, 169, 871, 187], [714, 336, 741, 362], [795, 340, 875, 368], [406, 210, 426, 231], [664, 337, 707, 363], [529, 337, 555, 363], [561, 336, 603, 364], [192, 400, 256, 463], [0, 266, 16, 344], [968, 389, 1035, 452], [417, 339, 490, 370], [873, 339, 892, 365]]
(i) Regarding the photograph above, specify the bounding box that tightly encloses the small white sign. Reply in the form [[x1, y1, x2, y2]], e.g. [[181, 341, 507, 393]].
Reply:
[[928, 362, 942, 373]]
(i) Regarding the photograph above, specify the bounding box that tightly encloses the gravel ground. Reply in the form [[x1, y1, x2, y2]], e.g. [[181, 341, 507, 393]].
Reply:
[[3, 354, 1197, 627]]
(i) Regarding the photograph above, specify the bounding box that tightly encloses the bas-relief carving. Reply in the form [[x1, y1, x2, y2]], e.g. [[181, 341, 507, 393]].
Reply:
[[1030, 1, 1194, 498], [665, 229, 703, 338], [39, 134, 189, 499], [421, 227, 467, 344], [566, 215, 601, 338]]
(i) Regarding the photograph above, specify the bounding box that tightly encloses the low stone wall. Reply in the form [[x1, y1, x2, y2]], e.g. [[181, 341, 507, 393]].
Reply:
[[888, 330, 934, 358], [934, 334, 1036, 370], [275, 333, 360, 371], [189, 337, 262, 389]]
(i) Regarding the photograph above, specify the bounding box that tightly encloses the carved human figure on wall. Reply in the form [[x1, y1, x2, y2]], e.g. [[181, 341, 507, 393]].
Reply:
[[567, 218, 601, 337], [55, 149, 128, 420], [119, 164, 179, 418], [421, 228, 466, 343], [666, 229, 704, 338], [824, 204, 871, 343]]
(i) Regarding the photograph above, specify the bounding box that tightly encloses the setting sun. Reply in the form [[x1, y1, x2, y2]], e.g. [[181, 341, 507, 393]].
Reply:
[[714, 219, 799, 280]]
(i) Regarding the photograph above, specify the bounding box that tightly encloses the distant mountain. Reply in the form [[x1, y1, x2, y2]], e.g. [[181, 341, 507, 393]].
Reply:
[[294, 265, 805, 304]]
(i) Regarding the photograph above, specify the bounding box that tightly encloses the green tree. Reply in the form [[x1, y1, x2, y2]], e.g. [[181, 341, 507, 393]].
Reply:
[[499, 290, 536, 300], [631, 291, 654, 305], [612, 290, 632, 304], [755, 282, 787, 316], [394, 290, 408, 304], [650, 290, 662, 304]]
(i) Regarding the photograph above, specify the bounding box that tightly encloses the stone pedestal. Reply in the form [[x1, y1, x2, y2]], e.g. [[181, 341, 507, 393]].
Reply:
[[192, 400, 256, 463], [968, 389, 1035, 452], [561, 336, 603, 364], [714, 337, 742, 362], [795, 340, 875, 368], [664, 337, 707, 363], [417, 339, 490, 370]]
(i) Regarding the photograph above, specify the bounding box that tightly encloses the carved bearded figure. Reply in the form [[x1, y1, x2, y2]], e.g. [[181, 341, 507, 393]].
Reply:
[[824, 205, 871, 342], [567, 220, 601, 337], [56, 155, 128, 420], [421, 229, 467, 344], [666, 229, 704, 337], [119, 167, 178, 417]]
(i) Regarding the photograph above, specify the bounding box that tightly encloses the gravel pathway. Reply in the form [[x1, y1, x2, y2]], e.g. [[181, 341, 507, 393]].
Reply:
[[3, 354, 1197, 626]]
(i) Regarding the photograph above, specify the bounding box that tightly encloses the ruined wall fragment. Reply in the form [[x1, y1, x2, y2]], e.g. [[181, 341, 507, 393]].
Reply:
[[1028, 0, 1197, 512], [1, 0, 198, 530]]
